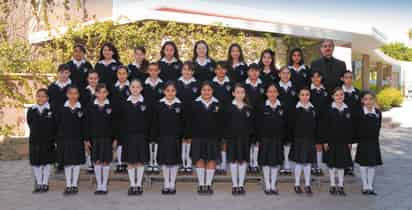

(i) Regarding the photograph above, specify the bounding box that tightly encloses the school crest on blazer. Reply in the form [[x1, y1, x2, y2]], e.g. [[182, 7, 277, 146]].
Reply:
[[175, 106, 181, 114], [259, 87, 265, 94], [278, 109, 284, 116], [106, 108, 112, 114], [77, 110, 83, 118], [192, 86, 198, 93], [209, 66, 214, 72], [157, 87, 163, 94], [111, 65, 117, 71], [83, 67, 88, 73], [323, 91, 328, 97], [213, 105, 219, 112], [245, 110, 251, 118], [45, 110, 53, 118], [140, 104, 146, 112], [173, 63, 180, 70], [225, 84, 231, 92], [291, 90, 296, 96], [345, 112, 351, 119]]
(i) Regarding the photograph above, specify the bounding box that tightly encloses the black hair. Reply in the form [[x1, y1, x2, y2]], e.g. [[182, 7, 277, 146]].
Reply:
[[66, 85, 80, 93], [299, 87, 311, 95], [164, 80, 177, 90], [36, 88, 48, 96], [215, 60, 228, 70], [232, 83, 251, 107], [341, 70, 353, 77], [99, 42, 120, 62], [183, 61, 194, 71], [160, 41, 180, 61], [361, 90, 376, 99], [58, 64, 70, 72], [148, 62, 160, 69], [74, 44, 86, 54], [227, 43, 245, 66], [278, 65, 290, 73], [331, 86, 344, 95], [310, 70, 325, 83], [264, 82, 278, 93], [130, 78, 142, 87], [248, 63, 260, 71], [192, 40, 210, 61], [288, 48, 305, 66], [133, 46, 149, 71], [134, 46, 146, 54], [200, 81, 215, 92], [87, 69, 99, 77], [95, 83, 108, 92], [116, 65, 128, 72], [258, 49, 276, 71]]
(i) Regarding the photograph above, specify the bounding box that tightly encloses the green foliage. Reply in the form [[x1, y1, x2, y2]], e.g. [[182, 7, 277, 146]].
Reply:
[[0, 124, 15, 137], [381, 42, 412, 61], [377, 87, 404, 111]]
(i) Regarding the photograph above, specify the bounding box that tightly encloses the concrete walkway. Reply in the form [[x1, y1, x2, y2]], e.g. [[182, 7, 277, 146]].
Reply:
[[1, 127, 412, 210], [382, 98, 412, 128]]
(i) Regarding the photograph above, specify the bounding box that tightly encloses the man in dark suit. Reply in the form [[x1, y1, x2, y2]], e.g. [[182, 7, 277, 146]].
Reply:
[[310, 40, 347, 93]]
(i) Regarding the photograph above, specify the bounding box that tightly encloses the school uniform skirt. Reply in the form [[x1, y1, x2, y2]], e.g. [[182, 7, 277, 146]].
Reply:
[[191, 138, 218, 162], [91, 137, 113, 163], [122, 133, 148, 164], [289, 138, 316, 164], [323, 143, 353, 168], [258, 137, 284, 166], [29, 141, 55, 166], [157, 136, 180, 165], [56, 138, 85, 166], [355, 140, 382, 166], [227, 136, 250, 162]]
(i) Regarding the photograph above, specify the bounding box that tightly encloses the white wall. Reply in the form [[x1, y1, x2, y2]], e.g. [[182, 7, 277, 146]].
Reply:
[[333, 46, 352, 71]]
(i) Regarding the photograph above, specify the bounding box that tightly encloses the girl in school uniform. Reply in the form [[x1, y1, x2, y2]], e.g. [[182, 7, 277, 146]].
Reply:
[[94, 42, 122, 88], [258, 49, 279, 85], [84, 83, 116, 195], [158, 41, 183, 81], [152, 82, 185, 194], [276, 66, 298, 175], [227, 43, 248, 83], [177, 61, 200, 173], [192, 40, 216, 82], [27, 89, 56, 193], [341, 70, 361, 176], [257, 84, 286, 195], [80, 70, 99, 173], [289, 88, 317, 195], [211, 61, 234, 174], [67, 44, 93, 89], [355, 91, 382, 196], [244, 63, 266, 173], [128, 46, 149, 83], [55, 85, 85, 195], [288, 48, 311, 91], [323, 87, 355, 196], [309, 71, 330, 176], [120, 79, 151, 196], [143, 62, 165, 173], [224, 84, 254, 195], [187, 82, 222, 194], [110, 66, 131, 173], [48, 64, 72, 111]]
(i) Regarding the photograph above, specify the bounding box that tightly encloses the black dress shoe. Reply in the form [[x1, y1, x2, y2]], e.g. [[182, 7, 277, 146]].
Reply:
[[337, 187, 346, 196], [239, 187, 246, 195], [128, 187, 136, 196], [72, 187, 78, 194], [232, 187, 237, 195], [42, 185, 49, 192], [368, 190, 377, 196], [271, 189, 279, 195], [294, 186, 303, 194], [264, 189, 271, 195], [206, 185, 214, 194], [169, 188, 176, 195], [136, 187, 143, 195], [197, 186, 203, 194], [161, 188, 169, 195], [329, 186, 337, 195], [32, 185, 42, 194], [63, 187, 71, 195], [317, 168, 324, 176], [94, 190, 102, 195], [304, 186, 313, 195], [361, 189, 369, 195], [344, 168, 355, 176]]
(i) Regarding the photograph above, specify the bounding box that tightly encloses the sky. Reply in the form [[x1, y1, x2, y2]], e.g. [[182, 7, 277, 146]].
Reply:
[[207, 0, 412, 44]]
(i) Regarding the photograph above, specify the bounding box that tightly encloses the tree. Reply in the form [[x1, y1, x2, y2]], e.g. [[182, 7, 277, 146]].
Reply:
[[381, 42, 412, 61]]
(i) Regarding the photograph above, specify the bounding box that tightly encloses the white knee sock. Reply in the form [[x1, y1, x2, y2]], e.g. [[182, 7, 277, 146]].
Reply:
[[136, 166, 144, 187], [230, 163, 239, 187], [262, 166, 270, 190], [206, 169, 215, 186], [94, 164, 102, 190], [316, 151, 322, 168], [181, 143, 187, 167], [270, 167, 279, 190], [253, 144, 259, 167], [102, 166, 110, 191], [153, 144, 158, 166], [221, 151, 227, 170], [86, 152, 92, 168], [337, 169, 344, 187], [360, 166, 368, 190], [64, 166, 73, 187], [162, 165, 170, 188], [117, 146, 122, 165], [32, 166, 42, 185], [303, 164, 311, 186], [294, 164, 302, 186], [72, 165, 80, 187], [42, 164, 51, 185], [367, 167, 375, 190], [128, 167, 136, 187], [249, 146, 254, 166], [149, 143, 154, 166], [196, 167, 205, 186], [238, 163, 247, 187], [170, 165, 178, 189], [186, 144, 192, 167], [329, 168, 336, 186], [283, 145, 291, 170]]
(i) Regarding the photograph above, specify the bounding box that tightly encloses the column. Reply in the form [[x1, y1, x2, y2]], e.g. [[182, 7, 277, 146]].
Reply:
[[376, 62, 383, 90], [361, 54, 370, 90]]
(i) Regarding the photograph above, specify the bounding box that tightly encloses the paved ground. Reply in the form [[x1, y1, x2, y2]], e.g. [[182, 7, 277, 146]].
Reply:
[[1, 127, 412, 210]]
